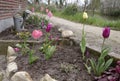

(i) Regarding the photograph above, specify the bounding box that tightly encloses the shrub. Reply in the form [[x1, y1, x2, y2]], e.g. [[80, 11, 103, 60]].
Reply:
[[26, 15, 49, 28], [101, 8, 120, 17], [63, 4, 78, 15], [26, 15, 40, 26], [47, 5, 57, 13], [109, 10, 120, 17]]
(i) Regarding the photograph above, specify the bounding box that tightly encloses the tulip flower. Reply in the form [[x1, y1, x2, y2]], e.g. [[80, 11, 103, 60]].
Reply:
[[47, 11, 53, 18], [14, 48, 20, 52], [102, 27, 110, 39], [46, 8, 49, 13], [83, 12, 88, 19], [46, 23, 52, 32], [32, 30, 43, 40], [101, 27, 110, 48]]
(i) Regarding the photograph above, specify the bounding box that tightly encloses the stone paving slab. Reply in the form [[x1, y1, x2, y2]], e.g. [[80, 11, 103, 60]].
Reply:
[[50, 16, 120, 59]]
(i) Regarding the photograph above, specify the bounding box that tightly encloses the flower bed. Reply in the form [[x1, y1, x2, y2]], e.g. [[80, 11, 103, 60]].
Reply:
[[0, 8, 119, 81], [15, 42, 94, 81], [0, 24, 95, 81]]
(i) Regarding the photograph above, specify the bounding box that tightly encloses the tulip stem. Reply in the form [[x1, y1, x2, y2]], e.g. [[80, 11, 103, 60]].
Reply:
[[83, 24, 85, 33], [102, 38, 105, 50], [83, 19, 86, 33]]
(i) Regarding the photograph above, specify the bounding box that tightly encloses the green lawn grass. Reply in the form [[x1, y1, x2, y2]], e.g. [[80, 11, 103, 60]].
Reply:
[[53, 12, 120, 31]]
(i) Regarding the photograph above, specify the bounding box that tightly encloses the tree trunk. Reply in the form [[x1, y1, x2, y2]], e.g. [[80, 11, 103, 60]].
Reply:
[[48, 0, 50, 5], [83, 2, 87, 12], [92, 8, 95, 16], [60, 0, 63, 8], [55, 1, 58, 7]]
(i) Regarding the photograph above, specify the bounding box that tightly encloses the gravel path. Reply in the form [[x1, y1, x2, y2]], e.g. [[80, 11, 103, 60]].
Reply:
[[50, 16, 120, 56]]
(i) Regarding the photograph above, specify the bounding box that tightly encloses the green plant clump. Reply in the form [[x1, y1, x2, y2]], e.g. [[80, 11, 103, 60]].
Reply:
[[26, 15, 41, 26], [89, 48, 113, 76], [28, 50, 39, 64], [40, 38, 56, 60], [63, 4, 78, 15], [47, 5, 57, 13]]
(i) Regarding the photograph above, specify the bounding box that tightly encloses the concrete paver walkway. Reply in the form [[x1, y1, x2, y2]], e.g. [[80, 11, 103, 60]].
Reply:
[[50, 16, 120, 59]]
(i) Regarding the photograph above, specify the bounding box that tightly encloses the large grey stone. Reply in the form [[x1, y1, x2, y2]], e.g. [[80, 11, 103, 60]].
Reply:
[[40, 74, 57, 81], [0, 70, 9, 81], [11, 71, 33, 81], [62, 30, 74, 38], [6, 62, 18, 78], [7, 46, 16, 57], [7, 56, 17, 63]]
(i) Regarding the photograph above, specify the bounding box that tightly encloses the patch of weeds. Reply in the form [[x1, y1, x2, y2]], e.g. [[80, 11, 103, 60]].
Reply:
[[60, 62, 77, 73]]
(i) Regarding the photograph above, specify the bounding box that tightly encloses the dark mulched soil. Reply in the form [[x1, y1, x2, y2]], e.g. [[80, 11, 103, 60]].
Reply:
[[15, 44, 94, 81], [0, 25, 61, 41], [0, 24, 94, 81]]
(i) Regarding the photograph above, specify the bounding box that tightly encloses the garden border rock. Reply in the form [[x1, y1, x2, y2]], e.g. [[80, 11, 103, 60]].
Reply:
[[4, 45, 59, 81]]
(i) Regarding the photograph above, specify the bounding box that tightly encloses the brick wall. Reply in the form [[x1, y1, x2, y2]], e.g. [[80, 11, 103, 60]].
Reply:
[[0, 0, 27, 20]]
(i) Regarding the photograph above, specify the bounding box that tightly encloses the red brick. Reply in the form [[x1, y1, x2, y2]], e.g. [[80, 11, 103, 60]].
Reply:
[[0, 0, 27, 20]]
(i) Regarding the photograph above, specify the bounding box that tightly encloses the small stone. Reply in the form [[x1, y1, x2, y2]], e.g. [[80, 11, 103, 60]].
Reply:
[[7, 46, 16, 57], [62, 30, 74, 38], [40, 74, 57, 81], [6, 62, 18, 78], [7, 56, 17, 63], [11, 71, 33, 81]]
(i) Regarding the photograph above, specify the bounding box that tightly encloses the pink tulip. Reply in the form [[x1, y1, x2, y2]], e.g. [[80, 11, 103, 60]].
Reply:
[[47, 11, 53, 18], [31, 7, 35, 12], [14, 48, 20, 52], [32, 30, 43, 40], [46, 23, 52, 32], [46, 8, 49, 13]]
